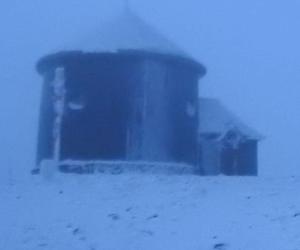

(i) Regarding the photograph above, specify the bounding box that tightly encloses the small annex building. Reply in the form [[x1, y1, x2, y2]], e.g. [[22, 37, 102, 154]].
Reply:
[[198, 98, 262, 176], [35, 8, 261, 176]]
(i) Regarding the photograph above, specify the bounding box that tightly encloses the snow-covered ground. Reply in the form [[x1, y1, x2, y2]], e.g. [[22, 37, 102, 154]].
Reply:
[[1, 172, 300, 250]]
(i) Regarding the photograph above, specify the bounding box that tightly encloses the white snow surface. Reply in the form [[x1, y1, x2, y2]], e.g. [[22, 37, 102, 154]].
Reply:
[[1, 171, 300, 250]]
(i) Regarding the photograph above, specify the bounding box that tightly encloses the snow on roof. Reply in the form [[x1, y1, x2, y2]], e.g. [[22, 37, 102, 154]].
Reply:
[[199, 98, 262, 140], [62, 9, 187, 57]]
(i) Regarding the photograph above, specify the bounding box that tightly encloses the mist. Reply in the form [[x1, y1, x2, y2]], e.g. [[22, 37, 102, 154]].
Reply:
[[0, 0, 299, 178]]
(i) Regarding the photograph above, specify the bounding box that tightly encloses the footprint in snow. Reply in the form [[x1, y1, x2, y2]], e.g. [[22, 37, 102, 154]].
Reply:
[[108, 213, 121, 221], [140, 230, 154, 236], [293, 212, 300, 217], [66, 224, 87, 242], [72, 228, 81, 235], [125, 207, 133, 212], [147, 214, 159, 220], [213, 243, 228, 250], [37, 243, 48, 248]]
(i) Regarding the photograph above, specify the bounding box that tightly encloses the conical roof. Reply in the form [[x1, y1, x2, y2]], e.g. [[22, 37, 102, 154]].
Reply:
[[63, 9, 187, 57], [37, 9, 206, 75]]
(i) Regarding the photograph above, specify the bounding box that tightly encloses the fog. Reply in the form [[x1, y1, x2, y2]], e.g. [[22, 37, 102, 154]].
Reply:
[[0, 0, 299, 177]]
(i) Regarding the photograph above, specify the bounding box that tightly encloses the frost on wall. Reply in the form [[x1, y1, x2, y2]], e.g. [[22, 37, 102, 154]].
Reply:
[[140, 59, 169, 161], [51, 67, 66, 164]]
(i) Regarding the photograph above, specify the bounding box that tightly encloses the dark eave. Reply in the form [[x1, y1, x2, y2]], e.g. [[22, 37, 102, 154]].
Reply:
[[36, 50, 206, 78]]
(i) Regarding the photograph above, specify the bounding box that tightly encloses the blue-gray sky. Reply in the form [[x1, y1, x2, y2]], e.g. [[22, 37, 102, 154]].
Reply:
[[0, 0, 299, 176]]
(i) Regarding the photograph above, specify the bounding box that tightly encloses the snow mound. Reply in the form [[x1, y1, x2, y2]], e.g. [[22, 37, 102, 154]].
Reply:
[[58, 160, 195, 175]]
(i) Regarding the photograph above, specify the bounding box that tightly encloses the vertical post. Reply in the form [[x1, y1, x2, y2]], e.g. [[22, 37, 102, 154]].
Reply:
[[52, 67, 66, 166]]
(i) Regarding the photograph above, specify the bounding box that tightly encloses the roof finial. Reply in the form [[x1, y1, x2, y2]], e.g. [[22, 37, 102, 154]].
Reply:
[[124, 0, 131, 12]]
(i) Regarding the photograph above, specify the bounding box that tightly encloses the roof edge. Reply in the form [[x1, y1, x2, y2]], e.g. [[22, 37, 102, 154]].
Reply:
[[36, 50, 206, 77]]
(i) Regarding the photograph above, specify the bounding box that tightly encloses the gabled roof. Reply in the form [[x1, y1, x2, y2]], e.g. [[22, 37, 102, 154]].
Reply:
[[199, 98, 262, 140], [63, 9, 187, 57]]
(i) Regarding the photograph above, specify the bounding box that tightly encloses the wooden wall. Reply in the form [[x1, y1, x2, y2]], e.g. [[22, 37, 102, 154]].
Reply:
[[37, 52, 202, 167]]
